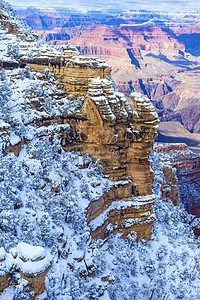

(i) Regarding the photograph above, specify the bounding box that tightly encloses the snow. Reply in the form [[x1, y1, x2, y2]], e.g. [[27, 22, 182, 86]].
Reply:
[[0, 243, 53, 276], [0, 119, 10, 128], [90, 196, 155, 230], [0, 287, 15, 300], [0, 248, 6, 261], [0, 252, 13, 276], [13, 242, 46, 261], [15, 252, 52, 276], [0, 2, 200, 298], [9, 131, 21, 146]]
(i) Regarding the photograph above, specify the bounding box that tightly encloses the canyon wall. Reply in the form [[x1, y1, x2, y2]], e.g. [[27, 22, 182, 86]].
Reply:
[[1, 4, 199, 299], [65, 24, 200, 134], [155, 143, 200, 236], [15, 6, 200, 134], [22, 49, 159, 240], [25, 9, 200, 135], [0, 6, 159, 242], [68, 25, 184, 61]]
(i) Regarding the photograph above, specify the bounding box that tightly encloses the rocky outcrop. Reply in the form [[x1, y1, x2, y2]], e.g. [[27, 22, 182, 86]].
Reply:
[[117, 25, 185, 52], [21, 45, 159, 239], [0, 243, 52, 298], [31, 72, 159, 239], [111, 63, 200, 134], [15, 6, 200, 134], [68, 25, 184, 62], [0, 6, 159, 240], [153, 144, 179, 206], [65, 24, 200, 134], [69, 26, 131, 58]]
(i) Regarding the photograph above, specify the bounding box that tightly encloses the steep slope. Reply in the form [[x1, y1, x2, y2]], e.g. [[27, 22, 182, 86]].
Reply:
[[154, 143, 200, 236], [65, 24, 185, 60], [0, 2, 200, 299]]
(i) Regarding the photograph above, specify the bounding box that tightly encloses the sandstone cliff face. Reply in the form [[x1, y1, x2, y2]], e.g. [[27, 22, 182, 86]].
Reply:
[[30, 56, 159, 240], [108, 55, 200, 134], [33, 66, 159, 239], [117, 25, 185, 52], [153, 144, 179, 206], [0, 7, 159, 242], [64, 23, 200, 134], [36, 24, 185, 57], [2, 5, 200, 299], [155, 143, 200, 236], [57, 20, 200, 135]]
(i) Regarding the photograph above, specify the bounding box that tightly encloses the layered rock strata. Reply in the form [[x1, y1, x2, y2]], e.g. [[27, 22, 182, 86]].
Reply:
[[153, 144, 179, 206], [39, 76, 158, 239], [155, 143, 200, 236], [155, 143, 200, 209], [0, 8, 159, 240], [31, 75, 159, 239], [27, 50, 159, 239]]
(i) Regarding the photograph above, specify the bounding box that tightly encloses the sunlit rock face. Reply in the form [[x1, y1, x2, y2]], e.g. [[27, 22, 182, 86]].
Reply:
[[39, 63, 159, 239], [0, 2, 159, 241], [24, 50, 159, 239]]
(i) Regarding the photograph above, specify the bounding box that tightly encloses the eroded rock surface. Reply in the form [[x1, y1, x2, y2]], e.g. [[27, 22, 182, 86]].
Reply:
[[155, 143, 200, 236], [0, 4, 159, 241], [0, 243, 52, 298]]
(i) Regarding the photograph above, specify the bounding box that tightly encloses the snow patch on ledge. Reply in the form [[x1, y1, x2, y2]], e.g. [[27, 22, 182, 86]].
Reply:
[[9, 132, 21, 146], [10, 243, 52, 276], [0, 119, 10, 128], [12, 243, 46, 262], [89, 194, 155, 231], [0, 248, 6, 261]]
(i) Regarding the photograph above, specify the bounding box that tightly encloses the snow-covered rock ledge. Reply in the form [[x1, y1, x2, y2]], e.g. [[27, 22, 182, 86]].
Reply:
[[0, 243, 52, 298]]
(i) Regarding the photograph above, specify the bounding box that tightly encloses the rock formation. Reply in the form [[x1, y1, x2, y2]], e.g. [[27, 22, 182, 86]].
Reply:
[[27, 45, 159, 239], [62, 23, 200, 134], [155, 143, 200, 236], [0, 4, 160, 241], [0, 248, 10, 294], [153, 144, 179, 206], [67, 25, 184, 65], [20, 7, 200, 134], [1, 5, 199, 298], [30, 49, 159, 238], [0, 243, 52, 298]]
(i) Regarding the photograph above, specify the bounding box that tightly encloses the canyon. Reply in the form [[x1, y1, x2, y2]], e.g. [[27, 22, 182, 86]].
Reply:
[[0, 5, 161, 296], [18, 8, 200, 136], [0, 1, 200, 300], [23, 52, 160, 241], [0, 0, 159, 244], [0, 3, 200, 299]]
